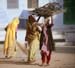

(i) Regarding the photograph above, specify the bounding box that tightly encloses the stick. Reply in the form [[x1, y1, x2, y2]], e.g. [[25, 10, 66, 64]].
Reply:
[[16, 41, 28, 55]]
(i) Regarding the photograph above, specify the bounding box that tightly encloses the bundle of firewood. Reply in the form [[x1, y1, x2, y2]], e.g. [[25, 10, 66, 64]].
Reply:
[[31, 2, 64, 17]]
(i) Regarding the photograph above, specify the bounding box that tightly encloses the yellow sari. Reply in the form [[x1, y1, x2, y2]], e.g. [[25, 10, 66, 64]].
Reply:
[[4, 17, 19, 58], [26, 20, 40, 62]]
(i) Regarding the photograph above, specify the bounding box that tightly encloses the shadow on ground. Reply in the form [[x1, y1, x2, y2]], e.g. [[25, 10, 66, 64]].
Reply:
[[0, 58, 41, 66]]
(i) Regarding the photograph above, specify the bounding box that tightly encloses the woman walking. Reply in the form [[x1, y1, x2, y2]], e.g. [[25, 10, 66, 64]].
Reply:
[[25, 15, 40, 63], [4, 17, 19, 58], [40, 16, 55, 65]]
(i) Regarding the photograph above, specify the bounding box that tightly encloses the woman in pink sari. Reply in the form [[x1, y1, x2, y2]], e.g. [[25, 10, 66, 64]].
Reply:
[[40, 16, 55, 65]]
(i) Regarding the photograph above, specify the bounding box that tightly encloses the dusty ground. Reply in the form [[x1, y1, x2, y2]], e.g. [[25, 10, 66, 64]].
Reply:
[[0, 45, 75, 68]]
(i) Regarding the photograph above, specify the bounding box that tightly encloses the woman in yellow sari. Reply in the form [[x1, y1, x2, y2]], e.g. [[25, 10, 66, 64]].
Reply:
[[4, 17, 19, 58], [25, 15, 40, 63]]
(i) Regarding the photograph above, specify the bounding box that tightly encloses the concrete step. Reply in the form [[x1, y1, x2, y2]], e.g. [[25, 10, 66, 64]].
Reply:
[[52, 31, 65, 42], [55, 42, 75, 53]]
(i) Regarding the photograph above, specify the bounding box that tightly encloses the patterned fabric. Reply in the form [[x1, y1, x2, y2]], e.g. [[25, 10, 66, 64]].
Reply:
[[41, 43, 49, 56], [25, 15, 40, 62], [40, 18, 55, 51], [25, 21, 40, 43]]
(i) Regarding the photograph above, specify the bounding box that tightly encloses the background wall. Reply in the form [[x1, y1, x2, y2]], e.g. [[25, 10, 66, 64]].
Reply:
[[0, 0, 75, 43]]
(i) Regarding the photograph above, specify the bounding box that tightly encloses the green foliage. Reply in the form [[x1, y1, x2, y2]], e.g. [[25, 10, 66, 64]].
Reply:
[[64, 0, 75, 25]]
